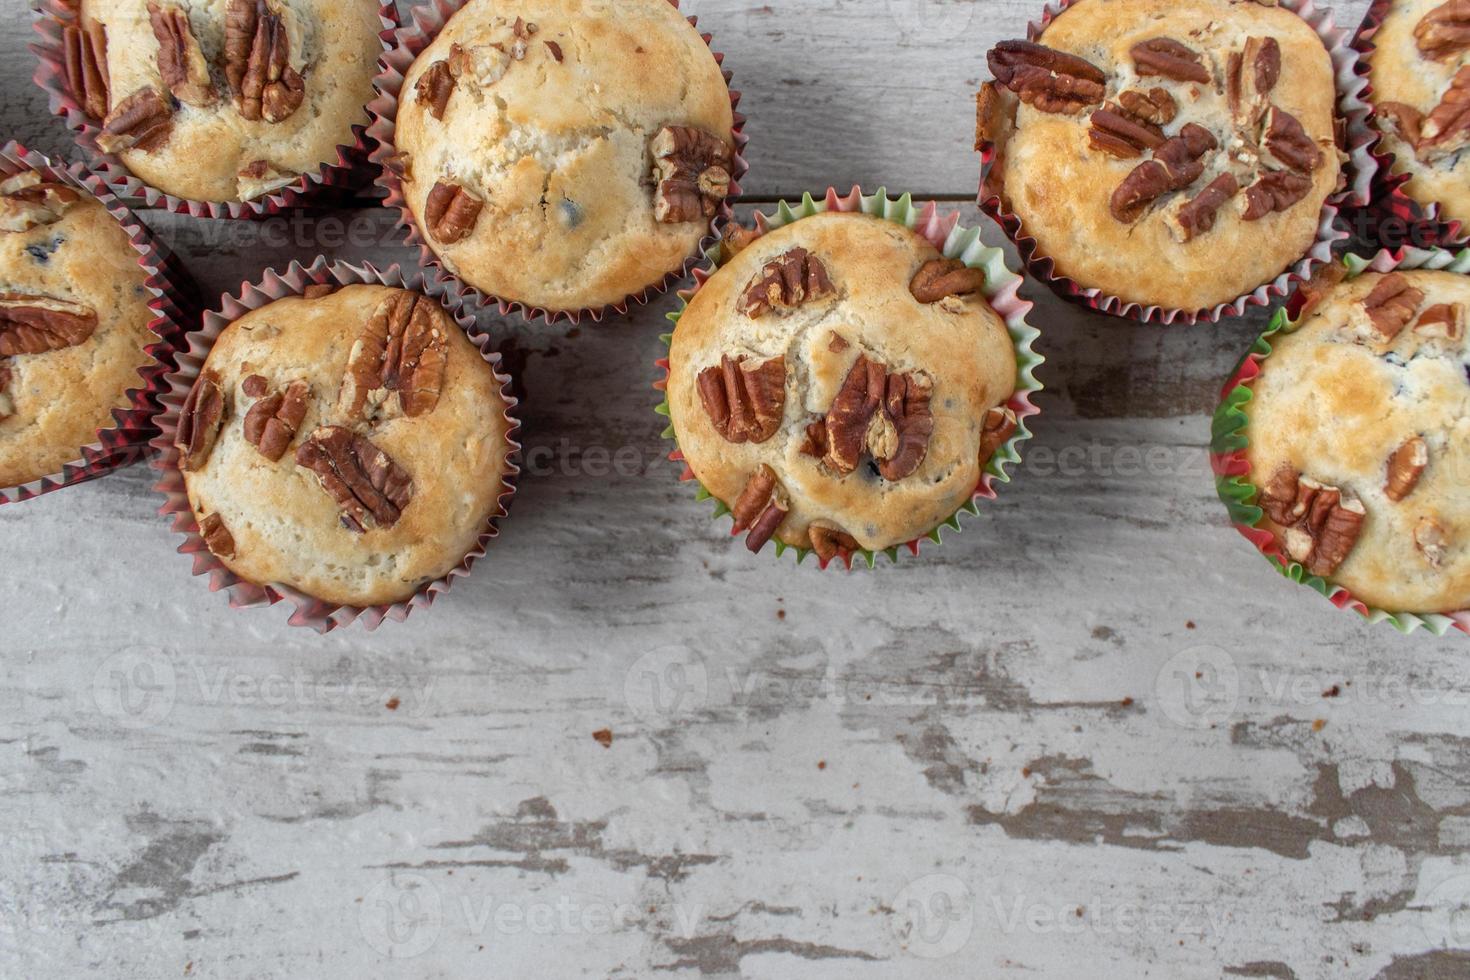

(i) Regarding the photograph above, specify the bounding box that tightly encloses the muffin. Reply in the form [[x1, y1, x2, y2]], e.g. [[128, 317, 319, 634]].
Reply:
[[665, 211, 1020, 560], [390, 0, 737, 314], [175, 283, 514, 607], [1363, 0, 1470, 234], [62, 0, 385, 203], [1241, 266, 1470, 613], [0, 170, 158, 489], [976, 0, 1344, 313]]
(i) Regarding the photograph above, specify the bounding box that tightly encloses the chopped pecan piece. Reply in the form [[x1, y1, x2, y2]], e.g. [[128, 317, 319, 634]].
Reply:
[[741, 247, 834, 317], [799, 419, 828, 459], [0, 294, 97, 355], [176, 373, 225, 471], [97, 88, 173, 154], [696, 354, 786, 445], [545, 40, 563, 62], [718, 221, 761, 262], [414, 59, 456, 120], [987, 40, 1106, 114], [148, 2, 216, 107], [1131, 37, 1210, 84], [730, 464, 788, 552], [1258, 466, 1366, 577], [295, 426, 414, 533], [1420, 65, 1470, 160], [877, 372, 934, 481], [225, 0, 305, 123], [63, 20, 109, 120], [242, 377, 309, 462], [1242, 170, 1314, 220], [1118, 87, 1178, 126], [909, 258, 986, 303], [1088, 103, 1166, 158], [0, 361, 12, 421], [237, 159, 297, 200], [340, 291, 451, 422], [1262, 107, 1324, 173], [1415, 303, 1464, 340], [1416, 0, 1470, 59], [1296, 262, 1349, 319], [198, 513, 236, 559], [979, 405, 1018, 466], [448, 41, 510, 87], [1173, 173, 1240, 242], [1415, 516, 1450, 568], [651, 126, 733, 224], [424, 180, 483, 244], [1109, 123, 1217, 222], [0, 173, 82, 233], [1385, 436, 1428, 502], [809, 523, 860, 562], [1227, 36, 1281, 124], [1362, 273, 1425, 341], [1377, 101, 1425, 147]]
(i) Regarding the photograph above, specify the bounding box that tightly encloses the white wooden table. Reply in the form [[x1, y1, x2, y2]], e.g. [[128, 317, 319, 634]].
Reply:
[[6, 2, 1470, 977]]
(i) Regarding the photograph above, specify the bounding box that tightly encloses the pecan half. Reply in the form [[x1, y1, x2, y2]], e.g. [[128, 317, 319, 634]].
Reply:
[[295, 426, 414, 533], [63, 20, 109, 120], [1088, 102, 1166, 158], [696, 354, 786, 444], [1262, 107, 1324, 173], [1420, 65, 1470, 161], [1131, 37, 1210, 84], [424, 180, 483, 244], [0, 361, 12, 422], [1242, 170, 1314, 220], [1377, 101, 1425, 147], [1415, 516, 1450, 568], [414, 59, 456, 120], [340, 290, 451, 422], [1227, 36, 1281, 124], [979, 405, 1018, 466], [823, 356, 886, 475], [225, 0, 305, 123], [1415, 303, 1464, 340], [730, 464, 788, 552], [97, 88, 173, 154], [1258, 467, 1366, 577], [651, 126, 733, 224], [1173, 173, 1240, 242], [1416, 0, 1470, 59], [877, 372, 934, 481], [987, 40, 1106, 114], [0, 173, 82, 233], [1385, 436, 1428, 502], [148, 2, 216, 107], [1117, 87, 1178, 126], [909, 258, 986, 303], [199, 513, 236, 559], [1362, 273, 1425, 341], [1109, 123, 1217, 222], [177, 373, 225, 471], [740, 247, 834, 317], [242, 376, 309, 462], [809, 523, 860, 562], [0, 294, 97, 356], [820, 355, 933, 480]]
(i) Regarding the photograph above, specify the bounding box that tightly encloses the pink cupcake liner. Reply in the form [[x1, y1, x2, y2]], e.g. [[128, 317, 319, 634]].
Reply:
[[31, 1, 400, 220], [366, 0, 749, 325], [0, 140, 196, 505], [149, 257, 522, 633], [977, 0, 1378, 325], [1349, 0, 1468, 249]]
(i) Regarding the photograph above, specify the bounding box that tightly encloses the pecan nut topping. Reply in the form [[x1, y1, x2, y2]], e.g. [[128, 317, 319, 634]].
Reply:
[[979, 405, 1018, 467], [1385, 436, 1428, 502], [1415, 303, 1465, 340], [1296, 262, 1349, 320], [1109, 123, 1217, 222], [1377, 101, 1425, 147], [651, 127, 733, 224], [97, 88, 173, 155], [339, 291, 451, 422], [822, 356, 886, 475], [1227, 36, 1282, 124], [0, 294, 98, 356], [1117, 87, 1178, 126], [1362, 272, 1425, 341], [909, 258, 986, 303], [1420, 65, 1470, 161], [820, 355, 934, 481], [1416, 0, 1470, 59], [63, 20, 110, 120], [740, 247, 834, 317], [295, 426, 414, 533], [225, 0, 305, 123], [696, 354, 786, 444], [1258, 466, 1366, 577], [0, 172, 82, 234], [1088, 102, 1167, 159], [414, 58, 456, 120], [242, 375, 309, 462], [1262, 107, 1324, 174], [1415, 516, 1450, 568], [1173, 173, 1240, 242], [718, 221, 761, 263], [1242, 169, 1314, 220], [199, 513, 237, 560], [148, 2, 217, 107], [877, 372, 934, 481], [730, 464, 788, 553], [987, 40, 1106, 114], [809, 523, 860, 563], [1131, 37, 1210, 84], [424, 180, 484, 244], [177, 373, 225, 471], [0, 361, 13, 422]]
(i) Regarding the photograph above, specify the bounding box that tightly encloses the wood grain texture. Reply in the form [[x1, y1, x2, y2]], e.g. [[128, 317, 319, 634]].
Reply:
[[8, 1, 1470, 979]]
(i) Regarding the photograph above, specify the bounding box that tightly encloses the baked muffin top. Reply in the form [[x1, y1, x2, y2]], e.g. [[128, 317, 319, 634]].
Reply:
[[74, 0, 385, 203], [1246, 268, 1470, 612], [978, 0, 1342, 312], [177, 284, 514, 607], [666, 212, 1019, 559], [394, 0, 735, 314], [1367, 0, 1470, 229], [0, 172, 157, 489]]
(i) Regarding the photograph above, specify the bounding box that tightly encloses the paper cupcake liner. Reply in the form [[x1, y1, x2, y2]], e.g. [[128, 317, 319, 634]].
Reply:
[[977, 0, 1377, 325], [0, 140, 196, 505], [1348, 0, 1468, 249], [1211, 245, 1470, 636], [149, 258, 522, 633], [366, 0, 749, 325], [654, 187, 1045, 570], [31, 1, 400, 220]]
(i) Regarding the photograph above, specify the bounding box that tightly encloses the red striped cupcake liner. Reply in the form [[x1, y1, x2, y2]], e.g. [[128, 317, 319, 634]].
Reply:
[[366, 0, 749, 325], [149, 258, 522, 633], [0, 140, 196, 505], [30, 1, 399, 220], [977, 0, 1377, 325]]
